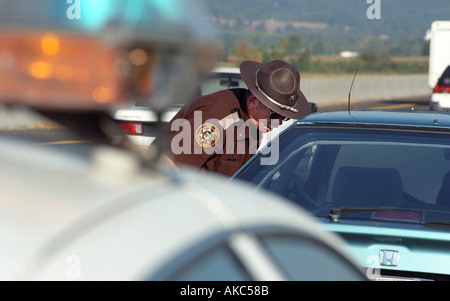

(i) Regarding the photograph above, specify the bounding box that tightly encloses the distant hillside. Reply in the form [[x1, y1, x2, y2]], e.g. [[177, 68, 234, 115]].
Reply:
[[199, 0, 450, 56]]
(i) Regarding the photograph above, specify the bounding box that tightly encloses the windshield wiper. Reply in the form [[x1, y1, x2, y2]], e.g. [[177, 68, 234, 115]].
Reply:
[[329, 207, 418, 222], [421, 221, 450, 228]]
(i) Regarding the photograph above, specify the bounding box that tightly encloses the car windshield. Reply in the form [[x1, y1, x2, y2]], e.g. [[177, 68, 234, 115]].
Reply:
[[235, 126, 450, 224], [134, 71, 245, 108], [201, 72, 246, 95], [437, 66, 450, 88]]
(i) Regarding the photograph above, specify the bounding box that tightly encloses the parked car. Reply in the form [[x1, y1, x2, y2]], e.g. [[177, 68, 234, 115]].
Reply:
[[113, 67, 247, 146], [0, 0, 365, 281], [430, 65, 450, 111], [114, 67, 318, 147], [233, 109, 450, 281]]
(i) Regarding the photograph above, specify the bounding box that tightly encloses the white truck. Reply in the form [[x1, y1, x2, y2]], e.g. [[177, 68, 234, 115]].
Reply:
[[428, 21, 450, 110]]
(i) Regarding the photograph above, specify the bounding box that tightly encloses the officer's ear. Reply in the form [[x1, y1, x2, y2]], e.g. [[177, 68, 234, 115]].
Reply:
[[247, 95, 261, 110]]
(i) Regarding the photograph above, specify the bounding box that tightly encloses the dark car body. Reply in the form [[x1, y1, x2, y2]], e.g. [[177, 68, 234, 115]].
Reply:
[[233, 110, 450, 281]]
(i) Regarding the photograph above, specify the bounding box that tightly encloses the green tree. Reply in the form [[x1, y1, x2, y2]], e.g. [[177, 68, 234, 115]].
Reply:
[[273, 35, 311, 71], [231, 38, 263, 63]]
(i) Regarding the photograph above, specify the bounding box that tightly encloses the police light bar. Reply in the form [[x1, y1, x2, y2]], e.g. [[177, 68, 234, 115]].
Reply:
[[0, 30, 154, 111]]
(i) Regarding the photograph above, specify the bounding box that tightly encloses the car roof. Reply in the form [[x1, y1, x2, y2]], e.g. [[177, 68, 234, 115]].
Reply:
[[211, 66, 241, 75], [297, 110, 450, 130]]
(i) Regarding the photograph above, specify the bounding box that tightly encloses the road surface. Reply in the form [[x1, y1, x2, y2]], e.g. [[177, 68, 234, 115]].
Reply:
[[0, 95, 432, 145]]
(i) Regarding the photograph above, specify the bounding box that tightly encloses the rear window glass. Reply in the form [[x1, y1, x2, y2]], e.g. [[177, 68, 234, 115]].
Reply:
[[438, 65, 450, 87], [236, 128, 450, 218]]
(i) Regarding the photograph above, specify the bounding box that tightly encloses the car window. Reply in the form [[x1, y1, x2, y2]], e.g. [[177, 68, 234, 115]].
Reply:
[[236, 127, 450, 218], [437, 66, 450, 87], [330, 143, 449, 204], [168, 243, 251, 281], [164, 73, 246, 107], [201, 74, 247, 95], [259, 234, 364, 281]]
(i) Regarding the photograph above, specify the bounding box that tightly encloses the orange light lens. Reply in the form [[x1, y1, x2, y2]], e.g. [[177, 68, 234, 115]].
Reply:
[[41, 34, 60, 55], [29, 61, 52, 79], [0, 30, 157, 111], [0, 30, 123, 109]]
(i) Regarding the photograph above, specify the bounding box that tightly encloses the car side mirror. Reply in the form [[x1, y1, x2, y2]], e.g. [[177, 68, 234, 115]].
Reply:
[[310, 102, 318, 113], [219, 79, 240, 88]]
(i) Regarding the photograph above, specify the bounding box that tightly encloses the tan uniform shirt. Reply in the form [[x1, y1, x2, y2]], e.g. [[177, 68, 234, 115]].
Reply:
[[154, 89, 258, 177]]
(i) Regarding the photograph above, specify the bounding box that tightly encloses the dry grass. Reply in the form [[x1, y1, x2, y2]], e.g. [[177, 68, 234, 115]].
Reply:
[[311, 55, 429, 63], [391, 56, 429, 63]]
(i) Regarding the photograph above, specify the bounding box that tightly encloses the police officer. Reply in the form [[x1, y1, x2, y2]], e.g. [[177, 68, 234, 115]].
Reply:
[[154, 59, 311, 177]]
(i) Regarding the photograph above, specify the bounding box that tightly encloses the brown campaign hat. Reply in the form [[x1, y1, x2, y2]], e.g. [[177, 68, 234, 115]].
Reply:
[[240, 60, 310, 120]]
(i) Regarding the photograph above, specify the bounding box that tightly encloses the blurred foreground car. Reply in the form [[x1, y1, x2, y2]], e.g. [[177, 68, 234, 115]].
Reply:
[[114, 67, 318, 147], [0, 139, 366, 281], [234, 110, 450, 281], [430, 65, 450, 111], [0, 0, 365, 281]]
